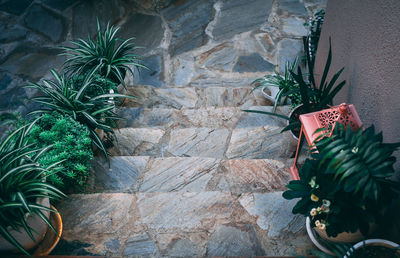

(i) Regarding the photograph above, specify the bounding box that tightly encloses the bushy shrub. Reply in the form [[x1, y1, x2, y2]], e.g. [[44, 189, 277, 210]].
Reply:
[[27, 112, 93, 192]]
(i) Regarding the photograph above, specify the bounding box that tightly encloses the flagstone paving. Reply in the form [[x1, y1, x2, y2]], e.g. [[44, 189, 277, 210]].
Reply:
[[56, 84, 314, 257]]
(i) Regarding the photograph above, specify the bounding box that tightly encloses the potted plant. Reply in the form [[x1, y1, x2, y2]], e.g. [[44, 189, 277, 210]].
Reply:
[[251, 57, 301, 112], [283, 123, 400, 245], [26, 69, 133, 160], [60, 20, 148, 92], [0, 121, 66, 255], [244, 38, 346, 140], [344, 239, 399, 258]]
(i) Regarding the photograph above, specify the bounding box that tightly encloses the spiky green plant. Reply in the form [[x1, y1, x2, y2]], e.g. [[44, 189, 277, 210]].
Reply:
[[283, 123, 400, 237], [0, 121, 66, 255], [60, 20, 147, 87], [252, 57, 301, 112], [26, 69, 132, 159]]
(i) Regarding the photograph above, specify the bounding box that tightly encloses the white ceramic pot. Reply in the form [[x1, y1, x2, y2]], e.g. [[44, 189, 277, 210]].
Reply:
[[343, 239, 400, 258], [306, 217, 335, 256], [0, 198, 50, 252], [261, 86, 280, 105]]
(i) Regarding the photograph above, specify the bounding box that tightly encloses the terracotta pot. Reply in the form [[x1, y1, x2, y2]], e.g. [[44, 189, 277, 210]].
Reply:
[[33, 205, 63, 256], [315, 225, 366, 243], [0, 198, 50, 253], [343, 239, 400, 258]]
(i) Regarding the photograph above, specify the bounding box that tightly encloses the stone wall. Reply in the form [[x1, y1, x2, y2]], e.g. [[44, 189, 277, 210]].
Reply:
[[0, 0, 326, 114]]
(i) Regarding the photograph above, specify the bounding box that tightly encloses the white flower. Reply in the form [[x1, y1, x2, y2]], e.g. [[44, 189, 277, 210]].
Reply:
[[310, 208, 317, 217], [318, 223, 326, 230], [315, 220, 321, 227], [322, 199, 331, 207], [352, 147, 359, 153]]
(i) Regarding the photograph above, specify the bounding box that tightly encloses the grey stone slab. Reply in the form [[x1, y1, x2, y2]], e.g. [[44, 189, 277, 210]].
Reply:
[[239, 192, 312, 256], [119, 14, 164, 54], [276, 38, 303, 73], [200, 45, 238, 71], [139, 157, 221, 192], [278, 0, 307, 15], [221, 159, 291, 194], [282, 17, 308, 37], [91, 156, 150, 192], [207, 225, 263, 256], [0, 0, 33, 15], [137, 192, 236, 230], [133, 55, 163, 87], [153, 87, 198, 108], [24, 4, 65, 42], [226, 126, 287, 159], [1, 47, 65, 81], [114, 128, 165, 156], [118, 107, 175, 128], [173, 57, 195, 86], [0, 74, 12, 91], [0, 26, 27, 43], [162, 0, 213, 56], [72, 0, 124, 39], [123, 233, 157, 256], [168, 128, 229, 158], [239, 192, 304, 237], [104, 238, 120, 253], [42, 0, 79, 10], [212, 0, 273, 41], [233, 53, 274, 73]]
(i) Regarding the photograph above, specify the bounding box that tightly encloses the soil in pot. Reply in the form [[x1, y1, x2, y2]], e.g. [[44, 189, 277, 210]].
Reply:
[[350, 245, 399, 258]]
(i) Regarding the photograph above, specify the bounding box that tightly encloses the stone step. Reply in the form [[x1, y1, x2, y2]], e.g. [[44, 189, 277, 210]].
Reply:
[[122, 85, 269, 109], [111, 125, 295, 159], [117, 106, 288, 129], [57, 191, 312, 257], [88, 156, 291, 194]]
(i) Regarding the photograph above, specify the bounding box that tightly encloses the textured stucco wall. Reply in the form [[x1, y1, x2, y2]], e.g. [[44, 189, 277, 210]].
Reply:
[[315, 0, 400, 170]]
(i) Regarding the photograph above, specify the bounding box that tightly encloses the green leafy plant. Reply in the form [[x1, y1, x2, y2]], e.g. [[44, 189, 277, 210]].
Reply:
[[283, 123, 400, 237], [26, 112, 94, 192], [71, 72, 118, 99], [26, 69, 132, 159], [61, 20, 147, 87], [244, 38, 346, 136], [0, 122, 65, 255], [252, 57, 301, 112]]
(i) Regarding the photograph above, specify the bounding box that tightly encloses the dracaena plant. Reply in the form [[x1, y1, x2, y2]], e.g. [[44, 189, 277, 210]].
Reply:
[[60, 20, 147, 87], [0, 121, 66, 255], [283, 123, 400, 237], [244, 38, 346, 135], [26, 69, 132, 159]]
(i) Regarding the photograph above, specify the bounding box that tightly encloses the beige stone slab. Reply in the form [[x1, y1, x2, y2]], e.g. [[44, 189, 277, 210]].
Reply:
[[222, 159, 291, 194], [225, 126, 286, 159], [154, 87, 198, 108], [179, 106, 241, 128], [138, 157, 221, 192], [114, 128, 165, 156], [136, 192, 236, 231], [168, 128, 230, 158]]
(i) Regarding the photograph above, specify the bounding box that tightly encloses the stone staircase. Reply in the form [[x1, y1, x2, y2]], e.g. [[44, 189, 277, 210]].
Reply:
[[55, 85, 314, 257]]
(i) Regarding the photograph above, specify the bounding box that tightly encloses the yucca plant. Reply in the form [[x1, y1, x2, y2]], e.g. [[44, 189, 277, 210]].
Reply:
[[0, 121, 66, 255], [60, 20, 147, 88], [26, 69, 132, 159], [252, 57, 301, 112], [283, 123, 400, 237]]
